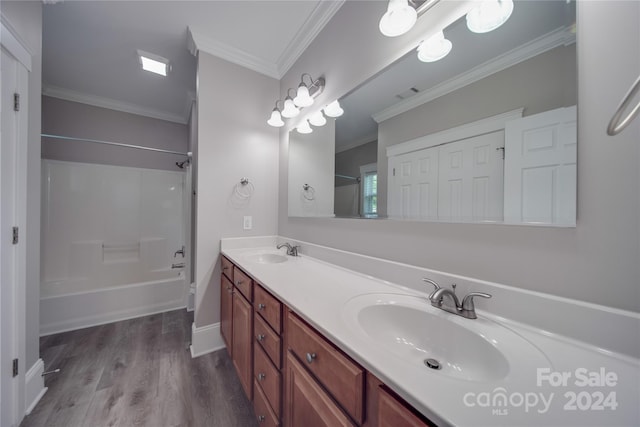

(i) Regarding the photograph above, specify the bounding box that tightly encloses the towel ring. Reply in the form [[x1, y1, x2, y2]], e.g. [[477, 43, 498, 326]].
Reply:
[[302, 184, 315, 201], [607, 75, 640, 136]]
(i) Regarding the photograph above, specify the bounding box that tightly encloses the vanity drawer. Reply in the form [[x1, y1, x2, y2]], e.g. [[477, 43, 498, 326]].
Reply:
[[255, 312, 282, 369], [254, 343, 282, 418], [233, 266, 253, 301], [254, 379, 280, 427], [254, 285, 282, 334], [286, 312, 364, 424], [221, 256, 233, 280]]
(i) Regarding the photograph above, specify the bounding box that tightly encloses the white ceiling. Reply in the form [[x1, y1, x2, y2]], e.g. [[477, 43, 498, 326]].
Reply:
[[42, 1, 343, 124]]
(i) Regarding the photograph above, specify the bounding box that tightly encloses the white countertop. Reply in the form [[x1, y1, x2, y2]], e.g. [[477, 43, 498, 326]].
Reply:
[[221, 243, 640, 427]]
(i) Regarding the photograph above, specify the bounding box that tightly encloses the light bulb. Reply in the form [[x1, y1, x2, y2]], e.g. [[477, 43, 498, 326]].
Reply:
[[309, 111, 327, 127], [281, 96, 300, 118], [267, 108, 284, 127], [379, 0, 417, 37], [324, 100, 344, 118], [466, 0, 514, 34], [417, 31, 452, 62], [297, 119, 313, 134], [293, 83, 314, 107]]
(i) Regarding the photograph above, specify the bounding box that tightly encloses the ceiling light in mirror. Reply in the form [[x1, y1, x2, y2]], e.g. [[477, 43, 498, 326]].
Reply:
[[282, 95, 300, 118], [324, 100, 344, 118], [309, 111, 327, 127], [466, 0, 514, 34], [297, 119, 313, 134], [379, 0, 418, 37], [417, 31, 453, 62], [138, 50, 169, 76]]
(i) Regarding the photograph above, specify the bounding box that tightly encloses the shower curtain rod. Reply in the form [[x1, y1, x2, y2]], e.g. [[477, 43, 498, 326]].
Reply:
[[41, 133, 191, 157], [335, 174, 360, 181]]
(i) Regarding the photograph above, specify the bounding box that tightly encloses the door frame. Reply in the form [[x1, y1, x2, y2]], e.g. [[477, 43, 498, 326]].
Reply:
[[1, 18, 31, 427]]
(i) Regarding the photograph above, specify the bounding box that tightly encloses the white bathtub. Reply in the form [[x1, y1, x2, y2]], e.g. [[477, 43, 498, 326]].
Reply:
[[40, 271, 187, 336]]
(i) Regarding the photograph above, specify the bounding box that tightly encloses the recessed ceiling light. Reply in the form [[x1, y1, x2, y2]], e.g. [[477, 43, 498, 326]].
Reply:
[[137, 50, 169, 76]]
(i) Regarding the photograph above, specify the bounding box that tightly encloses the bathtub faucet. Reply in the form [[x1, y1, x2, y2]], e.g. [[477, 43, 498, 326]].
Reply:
[[171, 263, 185, 269], [174, 246, 185, 258]]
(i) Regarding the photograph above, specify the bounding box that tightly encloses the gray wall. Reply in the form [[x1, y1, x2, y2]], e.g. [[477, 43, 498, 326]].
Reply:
[[378, 45, 576, 216], [279, 1, 640, 313], [335, 140, 377, 187], [1, 0, 43, 370], [42, 96, 188, 171], [195, 51, 279, 327]]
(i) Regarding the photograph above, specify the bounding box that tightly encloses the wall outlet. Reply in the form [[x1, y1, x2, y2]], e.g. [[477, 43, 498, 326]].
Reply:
[[243, 216, 252, 230]]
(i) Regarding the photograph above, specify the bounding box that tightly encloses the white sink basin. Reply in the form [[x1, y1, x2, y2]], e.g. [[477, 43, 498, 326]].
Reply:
[[245, 253, 288, 264], [342, 293, 549, 383]]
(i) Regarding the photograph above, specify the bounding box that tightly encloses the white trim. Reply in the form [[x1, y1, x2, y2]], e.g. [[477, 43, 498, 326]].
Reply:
[[0, 18, 32, 70], [24, 359, 46, 416], [188, 1, 343, 80], [190, 322, 225, 358], [188, 28, 280, 79], [336, 132, 378, 154], [276, 0, 345, 77], [373, 27, 576, 124], [359, 162, 377, 175], [386, 108, 523, 158], [42, 85, 188, 124]]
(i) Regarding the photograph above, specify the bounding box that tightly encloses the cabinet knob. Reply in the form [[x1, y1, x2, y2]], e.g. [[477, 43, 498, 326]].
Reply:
[[256, 334, 265, 342], [305, 352, 317, 364], [222, 266, 229, 270], [258, 303, 266, 310], [258, 373, 266, 381], [236, 280, 244, 285], [257, 415, 265, 422]]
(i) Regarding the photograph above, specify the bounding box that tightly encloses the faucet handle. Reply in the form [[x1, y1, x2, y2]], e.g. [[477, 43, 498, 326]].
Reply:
[[291, 245, 300, 256], [461, 292, 492, 311], [422, 278, 441, 298]]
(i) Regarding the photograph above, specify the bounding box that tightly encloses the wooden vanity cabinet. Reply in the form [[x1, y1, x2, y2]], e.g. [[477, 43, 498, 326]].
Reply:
[[377, 386, 434, 427], [220, 273, 233, 354]]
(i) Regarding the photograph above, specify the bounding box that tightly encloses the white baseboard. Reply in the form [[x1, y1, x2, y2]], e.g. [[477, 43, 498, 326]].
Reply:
[[190, 322, 225, 358], [25, 359, 47, 415]]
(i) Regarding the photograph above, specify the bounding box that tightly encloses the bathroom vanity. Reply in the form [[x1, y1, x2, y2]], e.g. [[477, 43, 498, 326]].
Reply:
[[219, 237, 639, 427]]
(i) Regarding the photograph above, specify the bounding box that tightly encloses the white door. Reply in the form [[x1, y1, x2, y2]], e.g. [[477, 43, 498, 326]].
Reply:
[[387, 146, 439, 220], [1, 45, 29, 427], [438, 131, 505, 222], [504, 106, 577, 225]]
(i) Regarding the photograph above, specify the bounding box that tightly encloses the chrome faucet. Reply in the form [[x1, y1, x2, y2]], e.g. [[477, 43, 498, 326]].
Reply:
[[277, 242, 300, 257], [423, 278, 491, 319]]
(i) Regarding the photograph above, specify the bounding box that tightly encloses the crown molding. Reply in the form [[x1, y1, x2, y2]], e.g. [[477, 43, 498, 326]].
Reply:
[[188, 27, 280, 79], [373, 26, 576, 124], [42, 85, 188, 124], [276, 0, 345, 77], [336, 132, 378, 154]]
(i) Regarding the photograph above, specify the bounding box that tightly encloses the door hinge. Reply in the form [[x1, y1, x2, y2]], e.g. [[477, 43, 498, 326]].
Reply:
[[393, 168, 396, 176], [12, 359, 18, 377], [12, 227, 19, 245], [496, 146, 505, 159], [13, 93, 20, 112]]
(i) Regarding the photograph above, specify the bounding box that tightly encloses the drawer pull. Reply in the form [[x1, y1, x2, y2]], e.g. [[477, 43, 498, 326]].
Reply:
[[222, 266, 229, 270], [257, 415, 265, 423], [305, 352, 317, 364], [256, 334, 265, 342], [258, 373, 266, 381], [236, 280, 244, 285], [257, 303, 266, 310]]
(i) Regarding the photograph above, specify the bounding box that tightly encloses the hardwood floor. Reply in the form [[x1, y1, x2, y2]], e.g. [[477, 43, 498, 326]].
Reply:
[[21, 309, 258, 427]]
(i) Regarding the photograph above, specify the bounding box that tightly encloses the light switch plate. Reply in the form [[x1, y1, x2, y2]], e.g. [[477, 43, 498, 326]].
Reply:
[[243, 216, 252, 230]]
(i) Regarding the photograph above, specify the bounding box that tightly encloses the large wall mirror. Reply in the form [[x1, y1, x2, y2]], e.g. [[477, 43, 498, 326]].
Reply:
[[289, 0, 577, 226]]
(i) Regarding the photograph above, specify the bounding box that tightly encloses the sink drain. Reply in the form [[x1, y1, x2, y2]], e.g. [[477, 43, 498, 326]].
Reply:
[[424, 358, 441, 370]]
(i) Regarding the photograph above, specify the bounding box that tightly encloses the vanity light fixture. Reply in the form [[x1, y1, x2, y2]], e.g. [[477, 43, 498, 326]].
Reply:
[[297, 119, 313, 134], [293, 74, 324, 108], [466, 0, 514, 34], [417, 31, 452, 62], [309, 110, 327, 127], [379, 0, 418, 37], [267, 101, 285, 127], [281, 89, 300, 118], [138, 50, 170, 76], [324, 100, 344, 118]]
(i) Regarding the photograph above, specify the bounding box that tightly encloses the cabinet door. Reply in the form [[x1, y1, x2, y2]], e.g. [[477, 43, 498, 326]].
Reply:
[[232, 291, 253, 400], [285, 352, 355, 427], [378, 387, 432, 427], [221, 275, 233, 354]]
